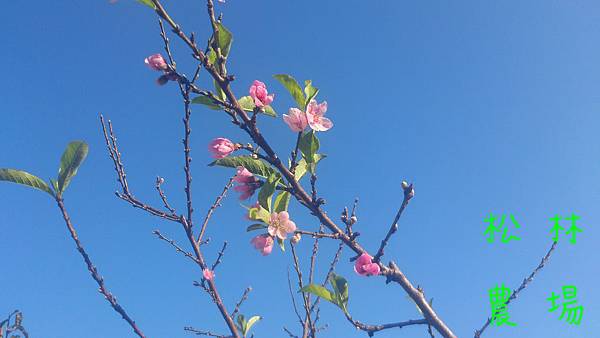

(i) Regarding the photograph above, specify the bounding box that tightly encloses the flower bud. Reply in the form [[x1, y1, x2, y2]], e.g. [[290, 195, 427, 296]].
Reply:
[[291, 232, 302, 244]]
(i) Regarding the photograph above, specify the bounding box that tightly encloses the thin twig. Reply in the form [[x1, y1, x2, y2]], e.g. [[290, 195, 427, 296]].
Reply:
[[373, 184, 412, 263], [153, 229, 199, 264], [184, 327, 227, 337], [56, 198, 146, 338], [198, 177, 235, 244], [231, 287, 252, 319], [211, 241, 228, 271], [473, 241, 558, 338]]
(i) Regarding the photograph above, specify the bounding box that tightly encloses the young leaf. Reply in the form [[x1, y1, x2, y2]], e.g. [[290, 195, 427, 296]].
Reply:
[[236, 314, 246, 333], [300, 284, 335, 303], [191, 96, 222, 110], [215, 22, 233, 58], [298, 131, 320, 164], [277, 237, 285, 252], [248, 206, 271, 224], [263, 105, 277, 117], [57, 141, 89, 194], [273, 191, 291, 213], [258, 174, 280, 211], [0, 169, 54, 197], [329, 273, 349, 310], [210, 156, 277, 179], [294, 154, 325, 181], [246, 223, 267, 232], [273, 74, 305, 109], [136, 0, 156, 9], [304, 80, 319, 109], [238, 96, 255, 112], [245, 316, 261, 335]]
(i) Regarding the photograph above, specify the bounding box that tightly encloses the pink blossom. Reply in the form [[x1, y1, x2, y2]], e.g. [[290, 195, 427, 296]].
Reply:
[[306, 100, 333, 132], [354, 253, 380, 276], [268, 211, 297, 240], [144, 53, 168, 71], [233, 167, 259, 200], [203, 268, 215, 281], [283, 108, 309, 132], [251, 234, 274, 256], [208, 138, 236, 159], [249, 80, 274, 108]]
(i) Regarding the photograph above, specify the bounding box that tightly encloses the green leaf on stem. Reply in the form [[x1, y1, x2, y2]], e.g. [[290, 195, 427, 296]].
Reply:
[[191, 96, 222, 110], [245, 316, 261, 335], [298, 131, 320, 171], [304, 80, 319, 109], [329, 273, 349, 311], [0, 169, 54, 197], [273, 191, 291, 212], [300, 284, 335, 303], [238, 96, 277, 117], [294, 154, 325, 181], [136, 0, 156, 9], [246, 223, 267, 232], [210, 156, 277, 179], [57, 141, 89, 194], [247, 205, 271, 224], [273, 74, 306, 109], [277, 237, 285, 252], [258, 173, 280, 211], [215, 22, 233, 58]]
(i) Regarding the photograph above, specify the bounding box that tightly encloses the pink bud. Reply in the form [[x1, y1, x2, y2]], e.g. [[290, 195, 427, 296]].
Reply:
[[249, 80, 274, 108], [203, 268, 215, 281], [251, 234, 274, 256], [144, 54, 168, 71], [283, 108, 309, 132], [208, 138, 236, 159], [354, 253, 380, 276]]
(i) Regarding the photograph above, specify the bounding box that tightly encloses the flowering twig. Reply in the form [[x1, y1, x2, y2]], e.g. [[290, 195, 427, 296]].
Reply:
[[473, 241, 558, 338]]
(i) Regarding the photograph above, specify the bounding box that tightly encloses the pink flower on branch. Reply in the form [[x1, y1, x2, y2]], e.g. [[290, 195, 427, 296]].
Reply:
[[144, 53, 168, 71], [268, 211, 297, 240], [208, 138, 237, 159], [251, 234, 274, 256], [306, 99, 333, 132], [249, 80, 274, 108], [203, 268, 215, 281], [354, 253, 380, 276], [233, 167, 259, 200], [283, 108, 308, 132]]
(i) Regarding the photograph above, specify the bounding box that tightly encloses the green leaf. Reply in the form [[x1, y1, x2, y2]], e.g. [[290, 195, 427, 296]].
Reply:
[[236, 314, 246, 333], [277, 237, 285, 252], [191, 96, 222, 110], [298, 131, 320, 165], [263, 105, 277, 117], [273, 191, 291, 213], [238, 96, 277, 117], [258, 174, 280, 211], [246, 223, 267, 232], [248, 205, 271, 224], [304, 80, 319, 109], [273, 74, 306, 109], [0, 169, 53, 197], [294, 154, 325, 181], [136, 0, 156, 9], [57, 141, 89, 194], [215, 22, 233, 58], [210, 156, 277, 179], [245, 316, 261, 335], [329, 273, 349, 310], [207, 48, 217, 65], [238, 96, 255, 112], [300, 284, 335, 303]]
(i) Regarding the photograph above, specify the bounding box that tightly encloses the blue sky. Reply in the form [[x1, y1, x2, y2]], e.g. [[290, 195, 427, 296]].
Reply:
[[1, 1, 599, 337]]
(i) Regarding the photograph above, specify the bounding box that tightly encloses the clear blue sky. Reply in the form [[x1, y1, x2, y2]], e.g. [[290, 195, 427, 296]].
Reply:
[[1, 1, 598, 337]]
